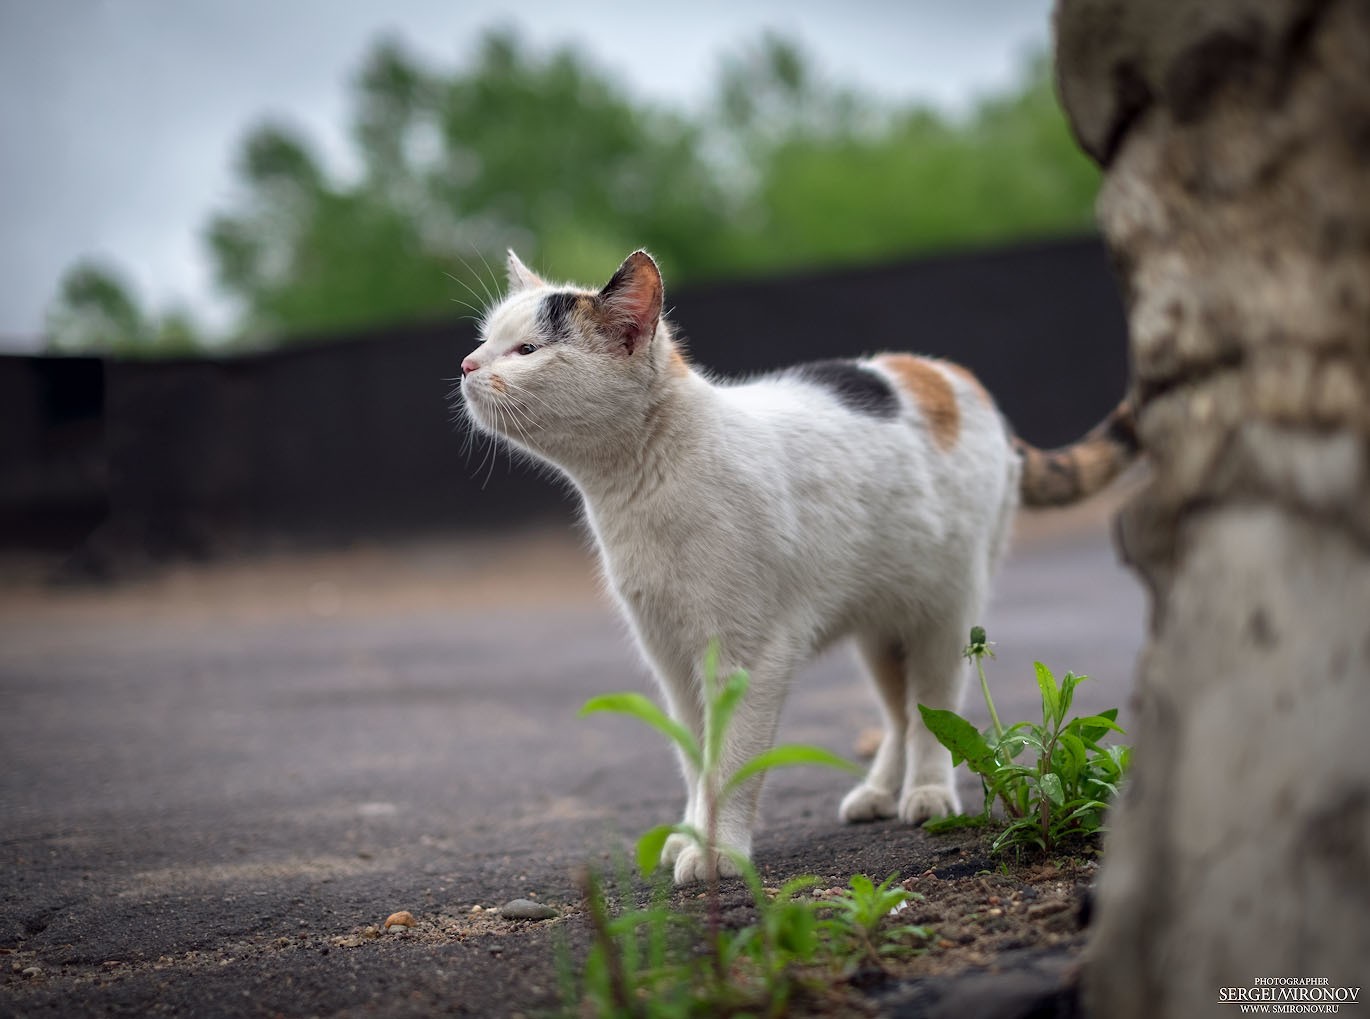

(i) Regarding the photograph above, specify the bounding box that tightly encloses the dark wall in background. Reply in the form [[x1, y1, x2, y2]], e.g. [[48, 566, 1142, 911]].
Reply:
[[0, 235, 1128, 560]]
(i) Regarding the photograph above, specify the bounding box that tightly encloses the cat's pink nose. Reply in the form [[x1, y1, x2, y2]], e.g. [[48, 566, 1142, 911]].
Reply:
[[461, 357, 479, 376]]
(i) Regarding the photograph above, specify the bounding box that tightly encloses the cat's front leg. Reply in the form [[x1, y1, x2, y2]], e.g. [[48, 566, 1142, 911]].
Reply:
[[653, 667, 704, 868], [672, 659, 789, 885]]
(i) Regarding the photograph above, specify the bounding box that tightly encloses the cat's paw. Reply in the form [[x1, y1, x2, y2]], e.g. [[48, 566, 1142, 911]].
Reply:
[[672, 843, 747, 885], [660, 832, 692, 866], [839, 783, 898, 823], [899, 784, 961, 825]]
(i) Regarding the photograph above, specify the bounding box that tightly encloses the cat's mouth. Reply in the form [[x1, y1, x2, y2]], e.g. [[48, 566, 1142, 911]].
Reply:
[[460, 374, 497, 424], [461, 373, 534, 440]]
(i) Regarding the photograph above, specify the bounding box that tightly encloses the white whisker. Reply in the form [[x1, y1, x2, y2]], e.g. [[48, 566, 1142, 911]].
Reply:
[[473, 247, 501, 305]]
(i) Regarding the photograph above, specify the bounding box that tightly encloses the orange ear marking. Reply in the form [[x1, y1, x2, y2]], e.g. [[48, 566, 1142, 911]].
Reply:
[[875, 354, 961, 451]]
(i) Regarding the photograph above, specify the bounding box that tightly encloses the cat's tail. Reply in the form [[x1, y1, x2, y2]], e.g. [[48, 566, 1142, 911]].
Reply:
[[1014, 399, 1139, 507]]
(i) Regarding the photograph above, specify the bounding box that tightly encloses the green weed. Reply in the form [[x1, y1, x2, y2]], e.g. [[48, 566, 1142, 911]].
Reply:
[[568, 641, 934, 1017], [918, 626, 1131, 854], [819, 873, 932, 972]]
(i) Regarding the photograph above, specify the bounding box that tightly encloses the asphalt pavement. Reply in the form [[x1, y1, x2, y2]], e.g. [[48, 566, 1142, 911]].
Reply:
[[0, 500, 1145, 1017]]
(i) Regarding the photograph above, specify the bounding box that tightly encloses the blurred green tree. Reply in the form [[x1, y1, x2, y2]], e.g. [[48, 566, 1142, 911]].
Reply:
[[45, 260, 201, 357], [717, 48, 1099, 272], [206, 119, 450, 340], [47, 31, 1100, 355], [204, 31, 729, 343]]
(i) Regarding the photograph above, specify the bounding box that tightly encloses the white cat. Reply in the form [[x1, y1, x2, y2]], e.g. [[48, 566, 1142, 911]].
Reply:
[[459, 249, 1135, 884]]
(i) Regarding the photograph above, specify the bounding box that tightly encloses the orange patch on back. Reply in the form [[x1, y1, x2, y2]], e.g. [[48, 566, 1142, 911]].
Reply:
[[941, 360, 992, 407], [668, 344, 691, 378], [875, 354, 960, 451]]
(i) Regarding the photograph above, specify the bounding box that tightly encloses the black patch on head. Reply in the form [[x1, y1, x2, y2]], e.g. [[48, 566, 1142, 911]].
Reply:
[[790, 360, 898, 419], [537, 292, 580, 342]]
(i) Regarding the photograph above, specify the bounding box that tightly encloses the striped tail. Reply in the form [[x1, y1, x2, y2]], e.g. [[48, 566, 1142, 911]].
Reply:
[[1014, 399, 1139, 507]]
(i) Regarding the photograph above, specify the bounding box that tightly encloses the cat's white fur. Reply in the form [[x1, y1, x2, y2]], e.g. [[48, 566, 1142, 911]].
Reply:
[[461, 250, 1020, 884]]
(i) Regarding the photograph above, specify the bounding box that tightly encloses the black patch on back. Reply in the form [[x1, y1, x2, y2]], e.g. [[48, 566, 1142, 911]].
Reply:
[[537, 292, 579, 342], [790, 359, 898, 419]]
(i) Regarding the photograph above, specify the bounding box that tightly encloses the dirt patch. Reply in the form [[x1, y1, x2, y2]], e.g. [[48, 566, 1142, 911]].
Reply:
[[312, 823, 1096, 1017], [704, 823, 1095, 1015], [1, 824, 1095, 1017]]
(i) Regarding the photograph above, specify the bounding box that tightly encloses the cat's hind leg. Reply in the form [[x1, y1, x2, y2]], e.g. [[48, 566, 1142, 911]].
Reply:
[[898, 617, 971, 824], [839, 635, 907, 823]]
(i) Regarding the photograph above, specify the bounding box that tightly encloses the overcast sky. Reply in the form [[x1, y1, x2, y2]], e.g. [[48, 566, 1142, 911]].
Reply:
[[0, 0, 1054, 351]]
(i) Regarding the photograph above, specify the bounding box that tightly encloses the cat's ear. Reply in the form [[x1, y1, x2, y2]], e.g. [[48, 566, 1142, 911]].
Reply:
[[505, 250, 545, 293], [598, 250, 662, 354]]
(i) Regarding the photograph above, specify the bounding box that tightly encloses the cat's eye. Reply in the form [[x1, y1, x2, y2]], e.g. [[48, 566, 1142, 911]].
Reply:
[[518, 343, 538, 356]]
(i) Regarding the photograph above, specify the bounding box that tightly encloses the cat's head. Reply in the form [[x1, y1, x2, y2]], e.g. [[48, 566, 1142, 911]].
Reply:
[[459, 249, 669, 465]]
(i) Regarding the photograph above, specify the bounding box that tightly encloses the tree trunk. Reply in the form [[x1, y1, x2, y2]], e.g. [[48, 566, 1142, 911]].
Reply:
[[1053, 1, 1370, 1015]]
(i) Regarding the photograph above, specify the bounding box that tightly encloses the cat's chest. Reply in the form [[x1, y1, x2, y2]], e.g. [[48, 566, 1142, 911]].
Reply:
[[588, 506, 722, 624], [598, 536, 680, 613]]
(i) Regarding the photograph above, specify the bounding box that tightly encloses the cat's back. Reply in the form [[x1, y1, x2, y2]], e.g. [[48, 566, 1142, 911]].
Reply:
[[713, 353, 1010, 479], [698, 353, 1016, 574]]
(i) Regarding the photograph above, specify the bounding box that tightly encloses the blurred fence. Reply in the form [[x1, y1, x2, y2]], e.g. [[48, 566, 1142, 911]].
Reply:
[[0, 235, 1128, 563]]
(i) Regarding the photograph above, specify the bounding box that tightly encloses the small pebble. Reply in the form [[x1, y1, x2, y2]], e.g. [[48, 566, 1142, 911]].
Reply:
[[384, 911, 416, 929], [500, 898, 557, 921], [22, 966, 42, 979], [470, 905, 483, 914]]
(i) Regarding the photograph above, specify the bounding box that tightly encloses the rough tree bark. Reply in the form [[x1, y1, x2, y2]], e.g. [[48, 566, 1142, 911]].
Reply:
[[1053, 1, 1370, 1016]]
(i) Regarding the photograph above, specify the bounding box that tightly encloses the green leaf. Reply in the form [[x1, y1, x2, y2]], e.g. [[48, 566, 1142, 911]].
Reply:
[[774, 874, 824, 903], [774, 903, 819, 959], [579, 692, 702, 771], [706, 670, 749, 771], [918, 704, 995, 772], [1073, 712, 1125, 741], [635, 823, 678, 877], [701, 639, 721, 696], [1035, 662, 1061, 726], [718, 845, 760, 883], [722, 744, 860, 799], [1061, 800, 1109, 823], [1055, 731, 1087, 784], [1110, 744, 1132, 772], [847, 874, 875, 899], [1039, 771, 1065, 807], [922, 813, 989, 833], [993, 818, 1047, 853], [723, 925, 759, 967], [998, 728, 1045, 757], [1058, 670, 1087, 719], [890, 923, 934, 942]]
